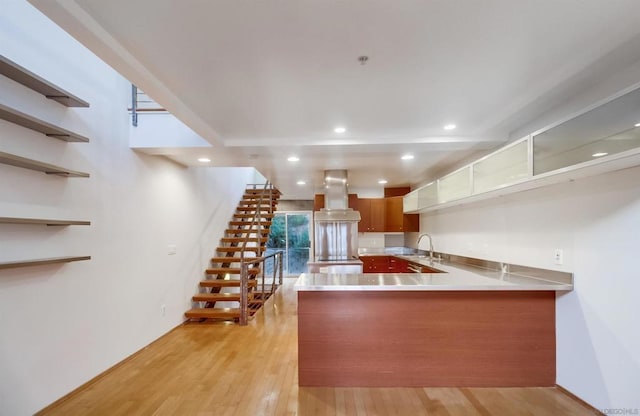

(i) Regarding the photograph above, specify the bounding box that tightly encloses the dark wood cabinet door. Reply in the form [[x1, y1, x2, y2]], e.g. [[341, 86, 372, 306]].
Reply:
[[385, 196, 419, 232], [360, 198, 386, 232], [385, 197, 404, 232], [389, 256, 409, 272], [361, 256, 389, 273], [313, 194, 325, 211], [369, 199, 385, 232]]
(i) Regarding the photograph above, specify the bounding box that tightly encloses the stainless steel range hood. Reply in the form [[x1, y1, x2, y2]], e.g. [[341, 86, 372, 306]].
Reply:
[[314, 170, 361, 221], [313, 170, 360, 261]]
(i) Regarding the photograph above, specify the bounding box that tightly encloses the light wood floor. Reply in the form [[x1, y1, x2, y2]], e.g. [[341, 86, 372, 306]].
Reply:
[[39, 279, 596, 416]]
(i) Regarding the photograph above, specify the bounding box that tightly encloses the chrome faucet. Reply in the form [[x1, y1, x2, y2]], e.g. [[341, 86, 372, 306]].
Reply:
[[417, 233, 434, 262]]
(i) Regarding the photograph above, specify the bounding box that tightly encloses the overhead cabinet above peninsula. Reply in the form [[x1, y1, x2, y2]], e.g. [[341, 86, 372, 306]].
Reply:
[[314, 189, 419, 233], [404, 85, 640, 214]]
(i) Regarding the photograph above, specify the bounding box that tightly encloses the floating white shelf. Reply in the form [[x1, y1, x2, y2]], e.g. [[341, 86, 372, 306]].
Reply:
[[0, 151, 89, 178], [0, 103, 90, 143], [0, 55, 89, 107], [0, 217, 90, 226], [0, 256, 91, 270]]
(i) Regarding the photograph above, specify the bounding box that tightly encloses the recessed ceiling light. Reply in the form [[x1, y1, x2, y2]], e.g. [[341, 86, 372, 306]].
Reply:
[[297, 180, 306, 185], [197, 157, 211, 163], [287, 156, 300, 162], [401, 154, 414, 160], [444, 124, 456, 131], [378, 179, 388, 185], [635, 122, 640, 127], [592, 152, 608, 158], [334, 126, 346, 134]]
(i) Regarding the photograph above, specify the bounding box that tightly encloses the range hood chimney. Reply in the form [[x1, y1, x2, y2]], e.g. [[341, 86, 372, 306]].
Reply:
[[315, 170, 361, 221]]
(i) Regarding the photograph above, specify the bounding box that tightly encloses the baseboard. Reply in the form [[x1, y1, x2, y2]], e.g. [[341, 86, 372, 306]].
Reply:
[[34, 322, 185, 415], [555, 384, 604, 415]]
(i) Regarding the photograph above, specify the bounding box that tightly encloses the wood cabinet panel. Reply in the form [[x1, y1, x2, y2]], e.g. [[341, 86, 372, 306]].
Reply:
[[388, 256, 409, 273], [362, 256, 411, 273], [361, 256, 389, 273], [298, 290, 556, 387], [359, 198, 385, 232], [313, 194, 324, 211], [383, 187, 411, 197], [385, 196, 419, 232]]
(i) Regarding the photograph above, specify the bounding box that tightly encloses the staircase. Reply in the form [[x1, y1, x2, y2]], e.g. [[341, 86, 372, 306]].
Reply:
[[185, 184, 283, 325]]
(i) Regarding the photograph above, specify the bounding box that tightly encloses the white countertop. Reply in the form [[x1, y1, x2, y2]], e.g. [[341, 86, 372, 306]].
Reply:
[[295, 258, 573, 292]]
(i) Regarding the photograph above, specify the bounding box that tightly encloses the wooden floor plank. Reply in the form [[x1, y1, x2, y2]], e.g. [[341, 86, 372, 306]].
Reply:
[[37, 278, 597, 416]]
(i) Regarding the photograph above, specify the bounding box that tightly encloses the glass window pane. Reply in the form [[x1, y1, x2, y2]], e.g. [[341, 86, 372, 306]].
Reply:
[[266, 215, 286, 249], [288, 248, 310, 274], [266, 212, 311, 276]]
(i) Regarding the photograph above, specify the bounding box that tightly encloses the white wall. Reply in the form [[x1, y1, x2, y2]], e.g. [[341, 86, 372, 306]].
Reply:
[[418, 165, 640, 410], [0, 2, 256, 414]]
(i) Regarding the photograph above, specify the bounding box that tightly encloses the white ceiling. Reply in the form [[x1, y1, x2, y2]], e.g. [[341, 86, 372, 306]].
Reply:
[[29, 0, 640, 199]]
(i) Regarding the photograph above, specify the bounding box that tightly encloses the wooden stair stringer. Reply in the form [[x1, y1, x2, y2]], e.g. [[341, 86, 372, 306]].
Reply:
[[185, 186, 280, 322]]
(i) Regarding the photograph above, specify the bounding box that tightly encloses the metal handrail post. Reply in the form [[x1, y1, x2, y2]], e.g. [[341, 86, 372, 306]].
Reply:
[[239, 261, 248, 326], [278, 251, 284, 286], [271, 254, 277, 294], [131, 84, 138, 127]]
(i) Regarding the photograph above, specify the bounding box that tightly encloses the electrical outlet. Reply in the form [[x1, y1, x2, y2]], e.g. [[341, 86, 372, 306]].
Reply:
[[554, 249, 564, 265], [168, 244, 177, 255], [161, 304, 166, 316]]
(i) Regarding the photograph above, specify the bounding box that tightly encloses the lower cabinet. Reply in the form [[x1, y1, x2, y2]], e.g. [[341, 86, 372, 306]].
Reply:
[[361, 256, 388, 273], [389, 257, 409, 273], [361, 256, 410, 273]]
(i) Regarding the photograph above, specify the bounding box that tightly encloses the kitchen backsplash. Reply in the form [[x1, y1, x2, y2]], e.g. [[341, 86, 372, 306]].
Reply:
[[358, 233, 405, 248]]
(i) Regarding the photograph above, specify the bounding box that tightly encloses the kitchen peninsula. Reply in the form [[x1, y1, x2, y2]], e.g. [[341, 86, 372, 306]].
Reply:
[[295, 255, 572, 388]]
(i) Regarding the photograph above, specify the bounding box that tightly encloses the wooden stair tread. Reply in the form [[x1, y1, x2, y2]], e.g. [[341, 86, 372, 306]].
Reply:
[[199, 279, 258, 288], [205, 267, 260, 275], [221, 237, 268, 243], [238, 200, 277, 206], [236, 207, 272, 212], [225, 229, 270, 235], [192, 292, 242, 302], [233, 213, 275, 219], [185, 308, 240, 319], [228, 221, 272, 227], [210, 256, 263, 263], [245, 190, 281, 195], [216, 246, 264, 253], [242, 195, 280, 200]]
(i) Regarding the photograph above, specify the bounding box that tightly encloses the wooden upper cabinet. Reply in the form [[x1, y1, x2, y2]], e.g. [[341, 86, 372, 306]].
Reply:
[[385, 197, 403, 232], [358, 198, 385, 232], [384, 187, 411, 197], [385, 196, 419, 232], [348, 194, 358, 210], [318, 191, 416, 233], [313, 194, 325, 211]]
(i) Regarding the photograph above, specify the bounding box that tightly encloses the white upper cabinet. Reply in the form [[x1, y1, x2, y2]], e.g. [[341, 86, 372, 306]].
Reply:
[[404, 85, 640, 213]]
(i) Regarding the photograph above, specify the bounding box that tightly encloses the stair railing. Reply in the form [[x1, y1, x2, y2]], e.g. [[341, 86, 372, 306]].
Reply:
[[238, 182, 280, 325], [129, 84, 168, 126], [239, 250, 283, 325]]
